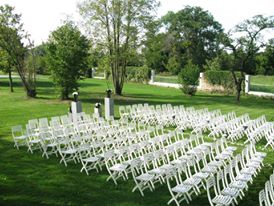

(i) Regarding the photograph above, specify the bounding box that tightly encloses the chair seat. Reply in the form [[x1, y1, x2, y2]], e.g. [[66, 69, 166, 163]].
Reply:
[[83, 156, 99, 162], [208, 161, 223, 168], [110, 163, 128, 172], [172, 184, 192, 193], [246, 161, 260, 168], [149, 168, 165, 175], [255, 152, 266, 158], [229, 180, 247, 189], [183, 177, 201, 186], [193, 172, 209, 179], [226, 146, 237, 151], [222, 187, 239, 197], [62, 148, 77, 154], [159, 164, 174, 171], [212, 195, 233, 205], [15, 135, 28, 140], [236, 174, 252, 182], [136, 173, 155, 182], [47, 143, 57, 147], [29, 139, 41, 144], [241, 167, 256, 175], [171, 159, 187, 166], [202, 165, 218, 174]]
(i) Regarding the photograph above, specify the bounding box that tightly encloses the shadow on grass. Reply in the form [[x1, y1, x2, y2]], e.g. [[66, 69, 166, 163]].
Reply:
[[1, 137, 273, 206]]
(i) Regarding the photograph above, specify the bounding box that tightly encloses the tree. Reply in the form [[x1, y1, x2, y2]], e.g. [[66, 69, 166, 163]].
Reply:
[[0, 48, 14, 92], [0, 5, 37, 97], [264, 39, 274, 75], [78, 0, 159, 95], [162, 6, 223, 70], [223, 15, 274, 102], [143, 20, 169, 73], [179, 61, 200, 96], [46, 22, 90, 100]]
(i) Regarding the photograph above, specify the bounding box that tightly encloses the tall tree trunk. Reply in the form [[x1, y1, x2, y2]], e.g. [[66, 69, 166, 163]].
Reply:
[[236, 81, 242, 102], [114, 82, 122, 95], [8, 70, 14, 92]]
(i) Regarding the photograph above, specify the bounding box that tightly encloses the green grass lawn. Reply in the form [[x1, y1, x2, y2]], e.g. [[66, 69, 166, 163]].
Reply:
[[250, 75, 274, 93], [0, 76, 274, 206], [154, 75, 178, 84]]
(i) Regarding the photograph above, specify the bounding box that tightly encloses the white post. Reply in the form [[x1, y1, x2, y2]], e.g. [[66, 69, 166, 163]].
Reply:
[[198, 72, 204, 90], [151, 70, 155, 83], [91, 68, 95, 78], [71, 101, 82, 113], [245, 75, 250, 93], [105, 98, 114, 119]]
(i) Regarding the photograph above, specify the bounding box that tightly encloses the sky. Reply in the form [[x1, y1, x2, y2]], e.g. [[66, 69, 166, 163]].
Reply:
[[1, 0, 274, 45]]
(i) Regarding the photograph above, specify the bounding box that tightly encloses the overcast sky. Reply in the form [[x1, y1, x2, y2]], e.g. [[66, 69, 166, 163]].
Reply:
[[1, 0, 274, 45]]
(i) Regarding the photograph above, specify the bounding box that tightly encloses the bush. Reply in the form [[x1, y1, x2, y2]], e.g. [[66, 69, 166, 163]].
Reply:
[[126, 66, 150, 83], [204, 70, 235, 94], [178, 62, 200, 96]]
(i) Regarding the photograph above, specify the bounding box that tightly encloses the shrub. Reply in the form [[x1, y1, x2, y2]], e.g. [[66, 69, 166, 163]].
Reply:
[[126, 66, 150, 83], [178, 62, 200, 96], [204, 70, 236, 94]]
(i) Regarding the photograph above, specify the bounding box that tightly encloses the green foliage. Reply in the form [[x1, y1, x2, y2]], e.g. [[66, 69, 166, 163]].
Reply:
[[46, 22, 89, 99], [97, 56, 111, 79], [166, 53, 181, 74], [162, 6, 223, 69], [126, 66, 150, 83], [205, 70, 235, 93], [78, 0, 160, 95], [178, 62, 200, 95], [203, 57, 221, 71], [0, 4, 36, 97]]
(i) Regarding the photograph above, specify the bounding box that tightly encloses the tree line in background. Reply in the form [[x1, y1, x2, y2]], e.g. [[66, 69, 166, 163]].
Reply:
[[0, 1, 273, 101]]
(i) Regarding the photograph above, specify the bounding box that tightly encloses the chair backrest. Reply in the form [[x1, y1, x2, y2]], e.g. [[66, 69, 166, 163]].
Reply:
[[259, 189, 267, 206], [28, 119, 38, 130], [206, 176, 217, 206], [39, 118, 49, 128], [12, 125, 23, 138]]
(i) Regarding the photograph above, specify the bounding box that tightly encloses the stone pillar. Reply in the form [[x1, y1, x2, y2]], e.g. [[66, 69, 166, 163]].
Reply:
[[91, 68, 95, 78], [94, 103, 102, 118], [105, 98, 114, 120], [245, 75, 250, 93], [151, 70, 155, 83], [71, 101, 82, 113], [198, 72, 204, 90]]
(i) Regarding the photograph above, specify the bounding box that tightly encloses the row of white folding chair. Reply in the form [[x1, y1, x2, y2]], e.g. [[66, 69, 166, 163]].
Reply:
[[244, 116, 268, 143], [206, 145, 265, 206], [130, 134, 235, 197], [103, 133, 185, 186], [209, 113, 248, 140], [259, 171, 274, 206], [165, 140, 236, 206], [264, 124, 274, 149], [104, 131, 205, 187], [77, 129, 177, 176]]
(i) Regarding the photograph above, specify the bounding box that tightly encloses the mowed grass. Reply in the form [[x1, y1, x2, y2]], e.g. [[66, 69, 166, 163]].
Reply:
[[250, 75, 274, 93], [154, 75, 178, 84], [0, 76, 274, 206]]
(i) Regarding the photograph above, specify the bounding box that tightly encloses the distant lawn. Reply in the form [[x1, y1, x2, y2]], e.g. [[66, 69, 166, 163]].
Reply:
[[154, 75, 178, 84], [250, 75, 274, 93], [0, 75, 274, 206]]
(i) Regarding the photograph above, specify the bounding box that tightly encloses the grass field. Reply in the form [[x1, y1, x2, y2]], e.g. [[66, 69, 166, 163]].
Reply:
[[0, 76, 274, 206], [154, 75, 178, 84], [250, 75, 274, 93]]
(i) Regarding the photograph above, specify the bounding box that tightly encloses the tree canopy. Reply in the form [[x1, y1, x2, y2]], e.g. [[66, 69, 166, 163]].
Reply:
[[0, 4, 36, 97], [78, 0, 160, 95], [46, 22, 90, 99]]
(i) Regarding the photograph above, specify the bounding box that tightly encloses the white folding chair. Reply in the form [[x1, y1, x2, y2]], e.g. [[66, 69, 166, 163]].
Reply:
[[11, 125, 28, 149]]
